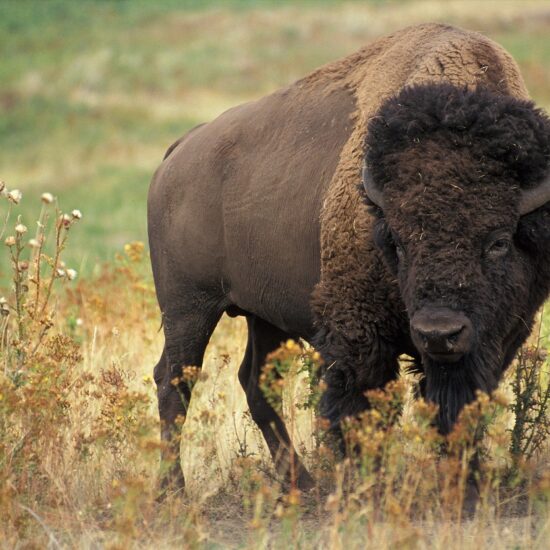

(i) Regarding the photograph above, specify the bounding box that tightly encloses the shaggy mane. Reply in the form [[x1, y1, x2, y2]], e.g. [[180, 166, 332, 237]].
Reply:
[[365, 83, 550, 190]]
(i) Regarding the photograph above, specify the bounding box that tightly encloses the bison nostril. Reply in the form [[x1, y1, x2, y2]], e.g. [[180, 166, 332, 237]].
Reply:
[[446, 330, 461, 345], [444, 326, 464, 348]]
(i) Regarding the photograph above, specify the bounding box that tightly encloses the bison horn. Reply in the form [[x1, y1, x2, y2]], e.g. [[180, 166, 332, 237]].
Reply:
[[519, 174, 550, 216], [362, 160, 385, 209]]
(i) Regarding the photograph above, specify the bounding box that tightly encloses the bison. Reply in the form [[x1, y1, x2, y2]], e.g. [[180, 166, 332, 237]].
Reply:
[[148, 23, 550, 491]]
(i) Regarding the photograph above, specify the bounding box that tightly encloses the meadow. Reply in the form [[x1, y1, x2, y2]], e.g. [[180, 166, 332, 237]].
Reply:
[[1, 0, 550, 547]]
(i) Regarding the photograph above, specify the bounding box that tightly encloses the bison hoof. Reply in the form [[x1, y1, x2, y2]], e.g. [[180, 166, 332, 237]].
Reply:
[[157, 465, 185, 502], [292, 467, 315, 492], [462, 478, 480, 518]]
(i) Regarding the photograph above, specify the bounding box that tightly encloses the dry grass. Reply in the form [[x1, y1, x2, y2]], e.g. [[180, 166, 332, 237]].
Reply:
[[0, 187, 549, 549]]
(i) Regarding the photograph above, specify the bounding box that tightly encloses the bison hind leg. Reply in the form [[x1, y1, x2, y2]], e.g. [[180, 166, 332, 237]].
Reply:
[[154, 298, 223, 497], [238, 315, 314, 491]]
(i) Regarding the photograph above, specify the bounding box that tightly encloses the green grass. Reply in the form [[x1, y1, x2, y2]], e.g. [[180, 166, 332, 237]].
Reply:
[[1, 0, 549, 280]]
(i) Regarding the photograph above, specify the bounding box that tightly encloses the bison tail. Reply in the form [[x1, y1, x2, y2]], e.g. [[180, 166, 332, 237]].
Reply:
[[163, 123, 206, 160]]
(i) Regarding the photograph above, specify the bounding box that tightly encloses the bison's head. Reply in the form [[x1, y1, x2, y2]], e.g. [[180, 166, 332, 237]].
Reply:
[[363, 83, 550, 432]]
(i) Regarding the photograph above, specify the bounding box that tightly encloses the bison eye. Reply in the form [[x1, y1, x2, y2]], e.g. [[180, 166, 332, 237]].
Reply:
[[485, 237, 511, 259]]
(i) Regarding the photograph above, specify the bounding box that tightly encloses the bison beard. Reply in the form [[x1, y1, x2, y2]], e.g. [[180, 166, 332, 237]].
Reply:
[[421, 351, 500, 434], [319, 329, 504, 437]]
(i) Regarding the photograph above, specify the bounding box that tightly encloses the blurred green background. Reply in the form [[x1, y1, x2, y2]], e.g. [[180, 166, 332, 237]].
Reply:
[[1, 0, 549, 279]]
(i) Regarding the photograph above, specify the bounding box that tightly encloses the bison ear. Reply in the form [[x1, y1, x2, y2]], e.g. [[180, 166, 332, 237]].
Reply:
[[519, 173, 550, 216], [362, 160, 385, 210]]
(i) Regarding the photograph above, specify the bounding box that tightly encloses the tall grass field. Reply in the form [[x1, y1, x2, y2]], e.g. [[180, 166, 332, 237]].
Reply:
[[1, 1, 549, 547]]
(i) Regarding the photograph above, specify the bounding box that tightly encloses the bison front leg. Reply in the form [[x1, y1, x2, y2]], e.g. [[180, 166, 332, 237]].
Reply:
[[315, 324, 401, 455]]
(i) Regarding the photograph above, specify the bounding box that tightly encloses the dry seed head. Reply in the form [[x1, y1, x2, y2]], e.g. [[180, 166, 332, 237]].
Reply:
[[18, 261, 29, 271], [4, 236, 16, 247], [285, 339, 298, 350], [182, 365, 200, 382], [56, 268, 66, 278], [66, 268, 77, 281], [325, 493, 340, 511], [285, 488, 302, 506], [71, 209, 82, 220], [41, 192, 54, 204], [492, 389, 509, 407], [124, 241, 144, 262], [61, 213, 71, 227], [7, 189, 22, 204], [317, 417, 330, 431], [15, 223, 27, 235], [28, 238, 40, 248]]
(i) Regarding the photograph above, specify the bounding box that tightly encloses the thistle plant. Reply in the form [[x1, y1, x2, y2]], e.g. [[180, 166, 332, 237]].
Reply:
[[508, 344, 550, 473], [261, 339, 323, 415], [0, 181, 81, 376]]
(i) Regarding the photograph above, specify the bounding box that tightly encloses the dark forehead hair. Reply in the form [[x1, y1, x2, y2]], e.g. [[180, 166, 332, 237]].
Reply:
[[365, 83, 550, 190]]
